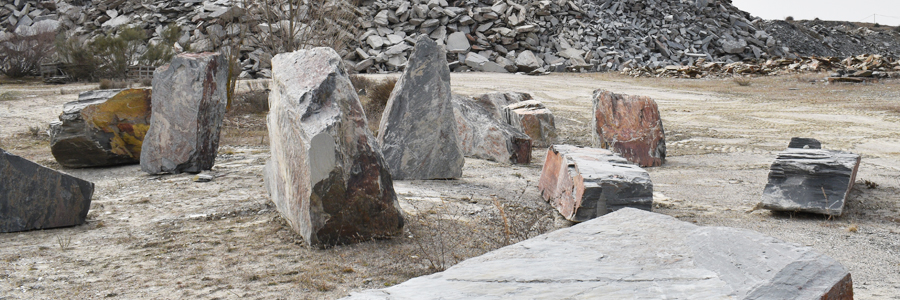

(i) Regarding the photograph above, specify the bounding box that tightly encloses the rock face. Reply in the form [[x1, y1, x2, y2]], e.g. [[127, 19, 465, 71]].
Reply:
[[451, 94, 531, 164], [1, 148, 94, 233], [503, 100, 557, 148], [538, 145, 652, 222], [472, 92, 531, 119], [377, 36, 464, 180], [760, 140, 860, 216], [50, 88, 152, 168], [264, 48, 404, 246], [141, 52, 227, 174], [591, 89, 666, 167], [342, 208, 854, 300]]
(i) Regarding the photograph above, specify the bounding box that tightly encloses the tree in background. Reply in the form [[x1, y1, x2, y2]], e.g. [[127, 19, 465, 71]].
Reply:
[[0, 21, 57, 78]]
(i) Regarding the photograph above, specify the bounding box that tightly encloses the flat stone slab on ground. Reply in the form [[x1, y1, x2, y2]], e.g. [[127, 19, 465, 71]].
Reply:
[[342, 208, 853, 300], [141, 52, 227, 174], [591, 89, 666, 167], [1, 148, 94, 233], [538, 145, 652, 222], [760, 142, 861, 216], [50, 88, 152, 168]]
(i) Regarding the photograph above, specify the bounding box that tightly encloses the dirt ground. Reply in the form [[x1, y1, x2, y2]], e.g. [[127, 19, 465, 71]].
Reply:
[[1, 72, 899, 299]]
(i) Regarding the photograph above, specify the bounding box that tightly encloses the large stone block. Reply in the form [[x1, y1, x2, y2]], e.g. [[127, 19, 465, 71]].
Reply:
[[472, 92, 531, 119], [503, 100, 557, 147], [377, 35, 464, 180], [141, 52, 228, 174], [265, 48, 404, 246], [759, 139, 860, 216], [342, 208, 853, 300], [591, 89, 666, 167], [538, 145, 652, 222], [451, 94, 531, 164], [1, 148, 94, 233], [50, 88, 152, 168]]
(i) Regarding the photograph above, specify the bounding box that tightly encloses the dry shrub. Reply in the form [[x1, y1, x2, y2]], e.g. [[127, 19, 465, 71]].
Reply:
[[360, 77, 397, 133], [794, 73, 821, 83], [98, 79, 129, 90], [349, 74, 373, 93], [140, 78, 152, 87], [732, 76, 752, 86], [0, 91, 21, 101], [0, 21, 57, 77]]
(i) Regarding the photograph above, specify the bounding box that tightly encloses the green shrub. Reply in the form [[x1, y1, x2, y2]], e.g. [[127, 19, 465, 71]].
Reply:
[[91, 26, 146, 79]]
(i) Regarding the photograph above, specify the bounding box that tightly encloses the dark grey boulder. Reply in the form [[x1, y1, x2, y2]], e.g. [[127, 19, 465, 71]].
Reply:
[[376, 36, 464, 180], [760, 145, 860, 216], [141, 52, 228, 174], [342, 208, 853, 300], [1, 148, 94, 233]]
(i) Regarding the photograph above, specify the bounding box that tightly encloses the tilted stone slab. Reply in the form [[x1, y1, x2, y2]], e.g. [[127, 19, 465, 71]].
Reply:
[[342, 208, 854, 300], [538, 145, 652, 222], [265, 48, 404, 246], [50, 88, 152, 168], [760, 142, 860, 216], [1, 148, 94, 233], [591, 89, 666, 167], [141, 52, 227, 174], [451, 94, 532, 164], [503, 100, 557, 148], [377, 35, 464, 180]]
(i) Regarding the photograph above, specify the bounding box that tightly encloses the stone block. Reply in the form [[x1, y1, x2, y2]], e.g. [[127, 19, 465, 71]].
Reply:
[[760, 140, 860, 216], [141, 52, 227, 174], [591, 89, 666, 167], [472, 92, 531, 119], [342, 208, 853, 300], [377, 35, 464, 180], [503, 100, 556, 147], [1, 148, 94, 233], [538, 145, 652, 222], [451, 94, 531, 164], [265, 48, 404, 246], [50, 88, 152, 168]]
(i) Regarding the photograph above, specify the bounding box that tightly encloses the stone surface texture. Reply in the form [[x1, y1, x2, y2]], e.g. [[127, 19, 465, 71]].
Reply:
[[376, 35, 464, 180], [472, 92, 531, 119], [538, 145, 652, 222], [141, 52, 227, 174], [591, 89, 666, 167], [1, 147, 94, 233], [503, 100, 557, 147], [265, 48, 404, 246], [342, 208, 853, 300], [50, 88, 152, 168], [760, 146, 861, 216], [451, 94, 531, 164]]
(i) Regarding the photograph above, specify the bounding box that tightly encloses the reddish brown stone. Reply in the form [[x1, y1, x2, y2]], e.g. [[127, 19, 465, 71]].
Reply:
[[538, 145, 652, 222], [503, 100, 556, 147], [591, 89, 666, 167]]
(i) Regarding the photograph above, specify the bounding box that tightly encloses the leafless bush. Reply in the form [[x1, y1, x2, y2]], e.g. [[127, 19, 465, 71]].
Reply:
[[785, 16, 794, 21], [254, 0, 360, 54], [0, 22, 57, 77]]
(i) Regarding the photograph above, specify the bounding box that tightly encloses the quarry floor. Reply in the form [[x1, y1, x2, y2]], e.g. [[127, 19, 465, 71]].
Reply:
[[0, 72, 899, 299]]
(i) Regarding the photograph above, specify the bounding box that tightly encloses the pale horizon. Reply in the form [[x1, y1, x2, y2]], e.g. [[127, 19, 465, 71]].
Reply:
[[731, 0, 900, 26]]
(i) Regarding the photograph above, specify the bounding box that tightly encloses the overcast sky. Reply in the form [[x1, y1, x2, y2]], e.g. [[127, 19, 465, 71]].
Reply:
[[731, 0, 900, 26]]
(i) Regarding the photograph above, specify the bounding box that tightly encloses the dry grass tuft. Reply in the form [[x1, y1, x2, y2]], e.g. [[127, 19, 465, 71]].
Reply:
[[359, 77, 397, 134], [98, 79, 130, 90]]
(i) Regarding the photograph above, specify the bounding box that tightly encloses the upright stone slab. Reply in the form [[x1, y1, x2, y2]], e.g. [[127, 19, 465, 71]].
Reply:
[[141, 52, 227, 174], [0, 148, 94, 232], [265, 48, 404, 246], [538, 145, 652, 222], [377, 35, 464, 180], [342, 208, 853, 300], [591, 89, 666, 167], [759, 139, 860, 216], [451, 94, 532, 164], [503, 100, 557, 148], [50, 88, 152, 168]]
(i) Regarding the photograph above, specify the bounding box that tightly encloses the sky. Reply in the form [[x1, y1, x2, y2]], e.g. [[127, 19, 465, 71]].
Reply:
[[731, 0, 900, 26]]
